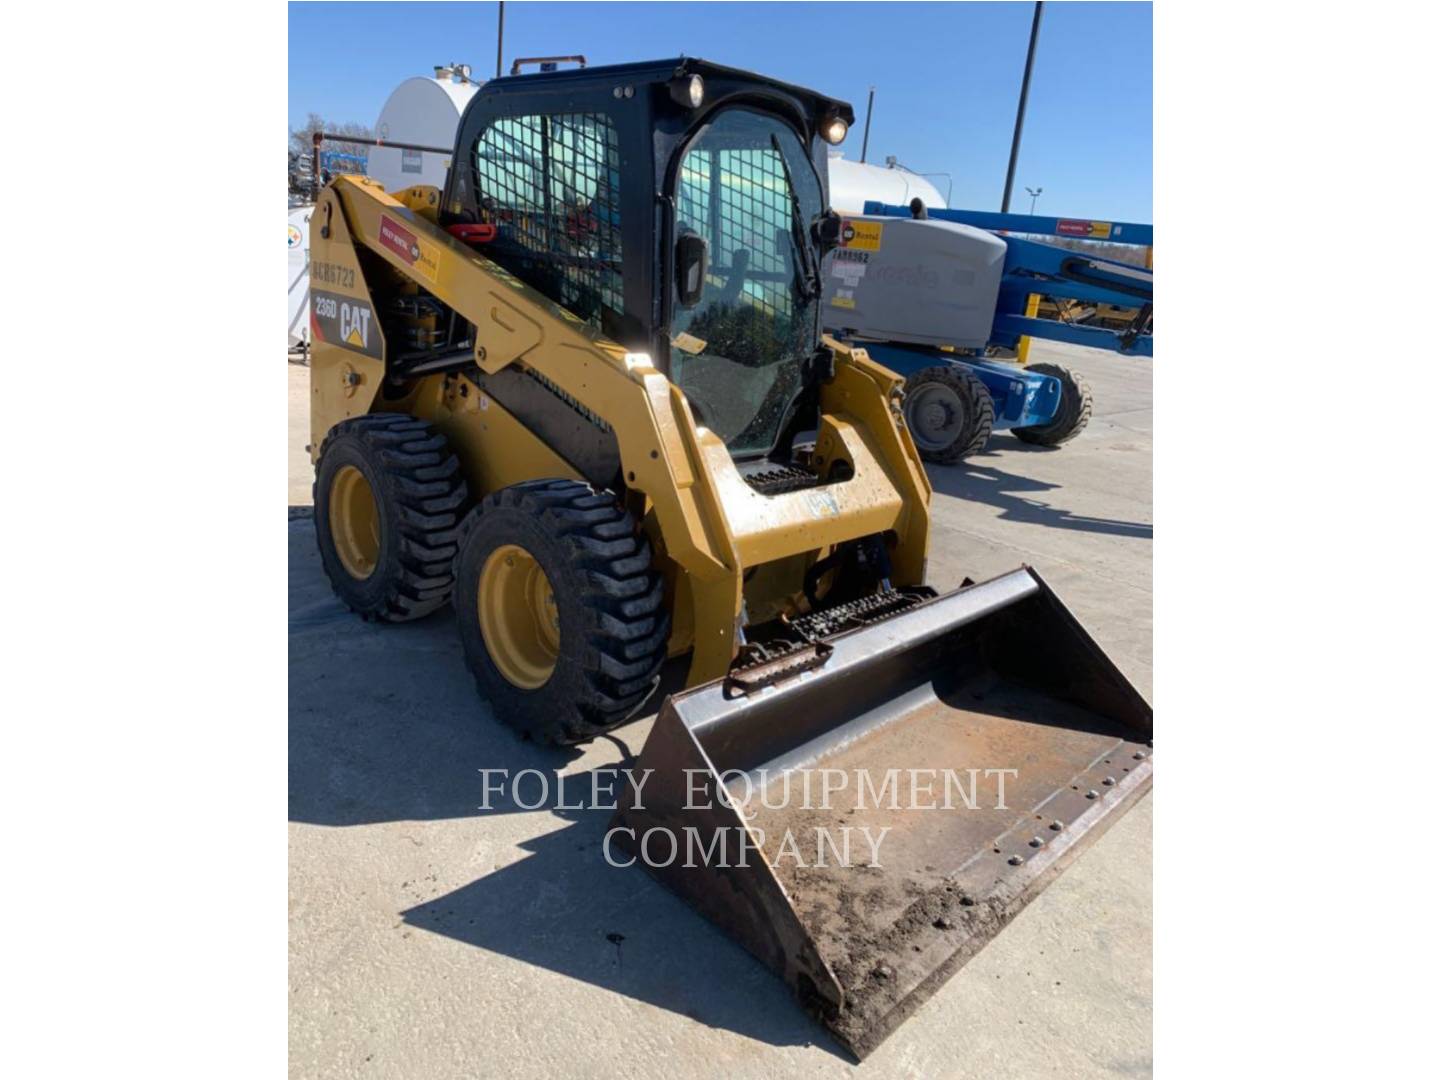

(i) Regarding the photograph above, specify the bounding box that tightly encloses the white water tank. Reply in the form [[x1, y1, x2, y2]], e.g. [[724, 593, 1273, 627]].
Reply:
[[828, 155, 948, 214], [288, 204, 313, 349], [367, 67, 480, 193]]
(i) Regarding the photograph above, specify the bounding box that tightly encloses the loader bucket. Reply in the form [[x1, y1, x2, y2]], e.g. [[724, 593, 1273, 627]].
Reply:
[[610, 567, 1151, 1059]]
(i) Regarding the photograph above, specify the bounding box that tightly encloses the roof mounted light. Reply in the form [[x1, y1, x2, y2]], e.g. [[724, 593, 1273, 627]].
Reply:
[[669, 73, 705, 110], [821, 114, 849, 145]]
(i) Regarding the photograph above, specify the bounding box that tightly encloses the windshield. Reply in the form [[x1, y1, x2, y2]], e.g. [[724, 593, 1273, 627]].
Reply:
[[668, 108, 824, 458]]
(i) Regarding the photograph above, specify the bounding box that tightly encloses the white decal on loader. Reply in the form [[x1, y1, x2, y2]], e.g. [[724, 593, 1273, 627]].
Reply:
[[340, 302, 372, 349]]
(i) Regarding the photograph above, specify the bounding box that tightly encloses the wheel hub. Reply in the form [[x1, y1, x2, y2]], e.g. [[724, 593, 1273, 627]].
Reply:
[[922, 401, 951, 432], [906, 382, 965, 452], [478, 544, 560, 689], [329, 465, 381, 580]]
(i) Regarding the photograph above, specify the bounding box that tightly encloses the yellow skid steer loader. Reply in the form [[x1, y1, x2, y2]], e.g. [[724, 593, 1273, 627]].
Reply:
[[308, 57, 1151, 1058]]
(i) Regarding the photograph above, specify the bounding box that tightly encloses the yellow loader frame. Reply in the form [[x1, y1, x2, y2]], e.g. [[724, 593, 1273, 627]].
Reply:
[[310, 176, 932, 686]]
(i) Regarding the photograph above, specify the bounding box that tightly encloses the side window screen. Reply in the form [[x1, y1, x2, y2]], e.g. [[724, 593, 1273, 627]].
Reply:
[[473, 113, 623, 329], [675, 143, 797, 324], [669, 109, 824, 456]]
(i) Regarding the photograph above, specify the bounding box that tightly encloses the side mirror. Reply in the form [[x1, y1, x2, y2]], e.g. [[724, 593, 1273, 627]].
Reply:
[[812, 210, 843, 252], [675, 230, 709, 308]]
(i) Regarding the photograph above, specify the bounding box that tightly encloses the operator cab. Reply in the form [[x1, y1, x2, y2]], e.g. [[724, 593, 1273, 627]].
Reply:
[[441, 57, 853, 468]]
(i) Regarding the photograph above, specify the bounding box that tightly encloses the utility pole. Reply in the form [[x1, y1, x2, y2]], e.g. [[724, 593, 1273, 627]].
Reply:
[[1001, 1, 1044, 213], [496, 1, 505, 79], [860, 87, 876, 163], [1026, 186, 1043, 214]]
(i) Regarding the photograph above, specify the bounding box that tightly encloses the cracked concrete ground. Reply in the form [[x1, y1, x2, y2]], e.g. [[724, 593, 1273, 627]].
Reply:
[[288, 339, 1152, 1079]]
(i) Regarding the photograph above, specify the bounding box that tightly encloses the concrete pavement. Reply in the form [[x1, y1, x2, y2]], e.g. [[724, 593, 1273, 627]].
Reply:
[[288, 340, 1152, 1079]]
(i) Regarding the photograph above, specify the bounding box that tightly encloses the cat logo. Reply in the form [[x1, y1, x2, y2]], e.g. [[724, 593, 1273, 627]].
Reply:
[[311, 289, 381, 358], [339, 302, 371, 349]]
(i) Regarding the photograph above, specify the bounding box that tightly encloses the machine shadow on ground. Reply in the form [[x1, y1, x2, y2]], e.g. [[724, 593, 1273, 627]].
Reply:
[[289, 519, 845, 1054], [399, 806, 850, 1057], [926, 445, 1153, 539]]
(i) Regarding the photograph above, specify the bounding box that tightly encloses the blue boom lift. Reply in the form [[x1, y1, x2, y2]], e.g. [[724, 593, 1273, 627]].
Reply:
[[820, 200, 1153, 462]]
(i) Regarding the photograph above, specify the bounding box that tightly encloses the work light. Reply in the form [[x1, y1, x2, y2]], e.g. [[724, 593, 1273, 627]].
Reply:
[[669, 73, 704, 109]]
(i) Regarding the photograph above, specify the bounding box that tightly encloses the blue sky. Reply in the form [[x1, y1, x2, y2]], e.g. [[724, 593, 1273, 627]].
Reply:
[[289, 1, 1151, 222]]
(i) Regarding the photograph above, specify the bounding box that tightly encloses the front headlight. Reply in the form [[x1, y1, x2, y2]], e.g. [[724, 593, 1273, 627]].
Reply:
[[821, 115, 848, 145], [669, 73, 705, 109]]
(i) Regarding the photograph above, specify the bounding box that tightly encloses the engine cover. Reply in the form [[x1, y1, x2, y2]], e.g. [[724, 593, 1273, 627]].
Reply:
[[821, 215, 1006, 349]]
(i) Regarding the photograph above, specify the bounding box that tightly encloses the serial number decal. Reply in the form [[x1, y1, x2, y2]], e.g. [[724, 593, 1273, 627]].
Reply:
[[311, 261, 357, 289]]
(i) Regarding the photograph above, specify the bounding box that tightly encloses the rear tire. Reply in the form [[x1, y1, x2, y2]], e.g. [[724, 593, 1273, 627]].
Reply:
[[903, 365, 994, 464], [1013, 363, 1093, 446], [313, 414, 471, 622], [454, 479, 669, 745]]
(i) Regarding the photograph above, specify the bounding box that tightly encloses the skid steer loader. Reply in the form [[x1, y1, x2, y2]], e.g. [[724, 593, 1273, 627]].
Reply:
[[308, 57, 1151, 1058]]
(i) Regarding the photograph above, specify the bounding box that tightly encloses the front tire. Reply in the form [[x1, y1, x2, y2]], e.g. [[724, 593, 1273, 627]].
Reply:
[[1013, 363, 1093, 446], [313, 414, 471, 621], [454, 479, 669, 745], [903, 365, 995, 464]]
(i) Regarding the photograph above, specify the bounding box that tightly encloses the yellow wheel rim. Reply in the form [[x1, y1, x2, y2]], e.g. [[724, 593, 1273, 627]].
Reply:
[[478, 544, 560, 689], [328, 465, 381, 580]]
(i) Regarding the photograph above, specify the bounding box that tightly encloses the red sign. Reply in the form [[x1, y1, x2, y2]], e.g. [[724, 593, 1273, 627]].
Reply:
[[1056, 219, 1114, 240], [378, 214, 422, 265], [377, 214, 439, 280]]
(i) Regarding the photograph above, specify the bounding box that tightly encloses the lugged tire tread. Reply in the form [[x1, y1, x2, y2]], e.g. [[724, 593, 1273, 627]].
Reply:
[[1013, 362, 1094, 446], [313, 414, 471, 622], [456, 479, 669, 745], [904, 364, 995, 464]]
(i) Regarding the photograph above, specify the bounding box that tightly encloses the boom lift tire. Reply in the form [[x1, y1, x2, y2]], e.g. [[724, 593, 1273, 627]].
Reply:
[[1013, 362, 1093, 446], [314, 414, 471, 622], [903, 364, 994, 464], [453, 479, 669, 745]]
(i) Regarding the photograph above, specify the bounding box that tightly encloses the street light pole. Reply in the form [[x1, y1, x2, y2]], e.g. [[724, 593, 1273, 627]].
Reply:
[[496, 1, 505, 80], [1001, 1, 1045, 213], [1026, 186, 1043, 214], [860, 86, 876, 163]]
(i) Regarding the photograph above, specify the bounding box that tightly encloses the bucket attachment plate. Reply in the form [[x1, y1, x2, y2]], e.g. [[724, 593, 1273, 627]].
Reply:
[[611, 567, 1151, 1059]]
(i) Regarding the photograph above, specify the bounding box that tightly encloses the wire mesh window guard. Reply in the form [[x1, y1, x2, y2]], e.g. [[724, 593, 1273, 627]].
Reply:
[[675, 145, 794, 321], [669, 109, 824, 456], [473, 113, 623, 328]]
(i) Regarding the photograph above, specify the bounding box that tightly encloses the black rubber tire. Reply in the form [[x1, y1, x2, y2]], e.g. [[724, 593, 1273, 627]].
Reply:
[[313, 414, 471, 622], [903, 365, 995, 464], [454, 479, 669, 745], [1013, 362, 1094, 446]]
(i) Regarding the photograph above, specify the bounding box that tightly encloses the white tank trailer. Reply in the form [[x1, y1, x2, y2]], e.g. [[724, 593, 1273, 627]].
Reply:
[[367, 64, 481, 192], [827, 154, 948, 215]]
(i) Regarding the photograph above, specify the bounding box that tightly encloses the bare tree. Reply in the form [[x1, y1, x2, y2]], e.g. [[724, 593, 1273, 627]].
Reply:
[[1032, 235, 1150, 268], [289, 113, 374, 195]]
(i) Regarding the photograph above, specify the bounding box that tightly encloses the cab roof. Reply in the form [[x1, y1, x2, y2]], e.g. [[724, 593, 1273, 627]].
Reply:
[[482, 56, 855, 127]]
